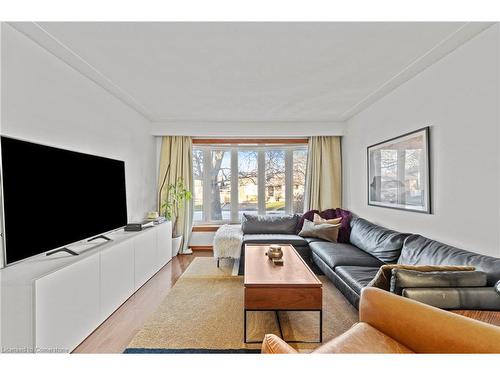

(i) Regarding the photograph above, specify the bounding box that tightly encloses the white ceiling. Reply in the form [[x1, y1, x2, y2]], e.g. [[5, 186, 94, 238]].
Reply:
[[9, 22, 494, 123]]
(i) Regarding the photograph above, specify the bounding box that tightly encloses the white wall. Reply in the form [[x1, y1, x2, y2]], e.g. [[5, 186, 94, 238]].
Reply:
[[189, 232, 216, 248], [152, 121, 345, 137], [343, 24, 500, 258], [1, 24, 157, 236]]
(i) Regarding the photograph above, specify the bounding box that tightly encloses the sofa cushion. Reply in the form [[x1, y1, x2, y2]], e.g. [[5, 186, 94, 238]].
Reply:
[[399, 234, 500, 286], [350, 218, 409, 263], [367, 264, 475, 291], [313, 213, 342, 225], [390, 269, 487, 295], [298, 219, 341, 242], [242, 234, 308, 247], [310, 241, 384, 269], [241, 214, 299, 234], [312, 252, 363, 308], [335, 266, 380, 294], [297, 208, 352, 243], [297, 210, 319, 233], [302, 237, 326, 244], [402, 287, 500, 310]]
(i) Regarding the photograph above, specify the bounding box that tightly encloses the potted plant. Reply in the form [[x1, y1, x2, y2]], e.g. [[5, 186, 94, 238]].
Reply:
[[161, 178, 192, 256]]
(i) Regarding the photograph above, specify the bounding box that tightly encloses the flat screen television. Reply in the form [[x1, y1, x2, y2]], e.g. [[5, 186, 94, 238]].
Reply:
[[1, 136, 128, 265]]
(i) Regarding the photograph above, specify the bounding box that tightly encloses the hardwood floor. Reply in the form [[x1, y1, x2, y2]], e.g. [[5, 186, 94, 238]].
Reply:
[[73, 251, 212, 353], [451, 310, 500, 327]]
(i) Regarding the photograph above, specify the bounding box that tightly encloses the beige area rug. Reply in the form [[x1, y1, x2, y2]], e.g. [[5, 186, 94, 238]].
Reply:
[[125, 257, 358, 353]]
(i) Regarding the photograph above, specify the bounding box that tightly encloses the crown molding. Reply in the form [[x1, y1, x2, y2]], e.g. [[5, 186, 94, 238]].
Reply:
[[6, 22, 154, 122], [151, 120, 346, 136], [338, 22, 495, 121]]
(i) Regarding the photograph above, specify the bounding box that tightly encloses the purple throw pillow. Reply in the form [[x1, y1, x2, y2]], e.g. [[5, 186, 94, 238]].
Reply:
[[296, 208, 352, 243], [320, 208, 337, 220], [333, 208, 353, 243]]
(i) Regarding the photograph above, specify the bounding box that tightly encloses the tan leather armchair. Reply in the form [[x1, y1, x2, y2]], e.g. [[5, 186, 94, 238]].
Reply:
[[262, 287, 500, 353]]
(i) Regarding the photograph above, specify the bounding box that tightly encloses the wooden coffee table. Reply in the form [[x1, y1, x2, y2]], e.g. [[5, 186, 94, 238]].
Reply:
[[243, 244, 323, 343]]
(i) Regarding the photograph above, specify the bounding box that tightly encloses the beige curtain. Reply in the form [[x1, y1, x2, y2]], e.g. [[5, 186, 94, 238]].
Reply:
[[157, 136, 193, 252], [304, 136, 342, 211]]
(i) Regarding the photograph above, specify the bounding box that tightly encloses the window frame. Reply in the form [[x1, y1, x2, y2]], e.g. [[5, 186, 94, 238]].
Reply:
[[192, 143, 308, 224]]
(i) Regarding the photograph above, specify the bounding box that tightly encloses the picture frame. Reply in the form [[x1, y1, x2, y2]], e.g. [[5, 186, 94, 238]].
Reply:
[[367, 126, 431, 213]]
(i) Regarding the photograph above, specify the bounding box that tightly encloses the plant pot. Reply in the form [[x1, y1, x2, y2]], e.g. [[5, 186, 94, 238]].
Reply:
[[172, 235, 183, 256]]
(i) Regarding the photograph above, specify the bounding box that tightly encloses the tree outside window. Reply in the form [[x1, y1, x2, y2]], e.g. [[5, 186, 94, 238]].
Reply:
[[193, 145, 308, 223]]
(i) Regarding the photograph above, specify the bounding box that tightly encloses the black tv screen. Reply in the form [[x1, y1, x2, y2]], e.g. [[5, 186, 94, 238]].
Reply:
[[1, 137, 128, 265]]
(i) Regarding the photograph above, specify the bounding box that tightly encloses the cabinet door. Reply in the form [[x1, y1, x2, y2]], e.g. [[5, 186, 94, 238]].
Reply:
[[134, 228, 157, 290], [157, 222, 172, 269], [100, 240, 135, 319], [35, 254, 100, 353]]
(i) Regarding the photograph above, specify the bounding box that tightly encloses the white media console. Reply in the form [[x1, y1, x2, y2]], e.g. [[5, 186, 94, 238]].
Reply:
[[0, 221, 172, 353]]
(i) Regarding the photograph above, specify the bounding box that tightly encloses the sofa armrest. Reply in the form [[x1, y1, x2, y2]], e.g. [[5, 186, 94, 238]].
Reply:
[[402, 287, 500, 310], [261, 334, 298, 354], [359, 287, 500, 353]]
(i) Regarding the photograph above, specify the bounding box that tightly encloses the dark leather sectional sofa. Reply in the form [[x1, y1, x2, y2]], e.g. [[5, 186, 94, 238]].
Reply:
[[238, 214, 500, 309]]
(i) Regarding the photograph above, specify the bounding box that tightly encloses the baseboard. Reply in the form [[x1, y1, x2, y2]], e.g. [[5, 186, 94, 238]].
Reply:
[[190, 246, 213, 252]]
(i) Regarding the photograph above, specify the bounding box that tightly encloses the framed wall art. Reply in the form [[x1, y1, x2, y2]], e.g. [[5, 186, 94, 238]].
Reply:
[[367, 127, 431, 213]]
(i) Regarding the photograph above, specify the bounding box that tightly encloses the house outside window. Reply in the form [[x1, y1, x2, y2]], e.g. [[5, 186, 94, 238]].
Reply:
[[192, 143, 307, 224]]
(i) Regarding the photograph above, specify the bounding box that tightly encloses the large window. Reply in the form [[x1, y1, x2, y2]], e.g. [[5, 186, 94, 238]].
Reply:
[[192, 144, 308, 223]]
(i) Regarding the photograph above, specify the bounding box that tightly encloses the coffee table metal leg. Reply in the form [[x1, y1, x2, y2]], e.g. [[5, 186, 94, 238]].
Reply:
[[243, 309, 322, 344], [319, 309, 323, 343], [244, 309, 247, 343], [274, 311, 284, 339]]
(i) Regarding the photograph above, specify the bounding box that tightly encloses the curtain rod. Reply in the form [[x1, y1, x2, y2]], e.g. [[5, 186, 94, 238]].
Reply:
[[192, 138, 309, 145]]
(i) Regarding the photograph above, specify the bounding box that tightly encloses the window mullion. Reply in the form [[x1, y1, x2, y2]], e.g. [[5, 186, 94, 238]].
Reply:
[[285, 148, 293, 214], [203, 149, 211, 222], [257, 150, 266, 215], [230, 148, 238, 223]]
